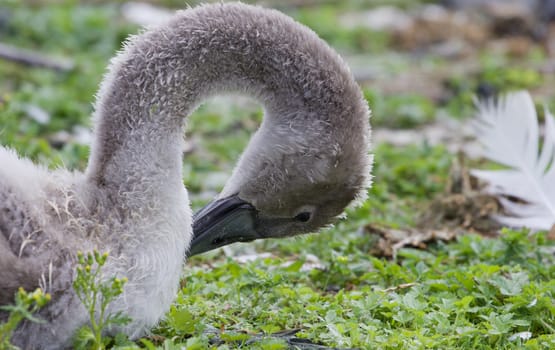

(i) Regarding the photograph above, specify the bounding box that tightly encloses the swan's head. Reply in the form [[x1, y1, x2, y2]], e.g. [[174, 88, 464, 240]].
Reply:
[[185, 2, 371, 256], [190, 96, 371, 256]]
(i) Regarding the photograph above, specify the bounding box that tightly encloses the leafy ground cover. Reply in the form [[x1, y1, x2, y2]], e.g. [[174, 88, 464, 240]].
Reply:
[[0, 1, 554, 349]]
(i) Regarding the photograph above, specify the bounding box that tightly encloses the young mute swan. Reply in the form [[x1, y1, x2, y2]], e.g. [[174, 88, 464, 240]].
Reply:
[[0, 3, 371, 349]]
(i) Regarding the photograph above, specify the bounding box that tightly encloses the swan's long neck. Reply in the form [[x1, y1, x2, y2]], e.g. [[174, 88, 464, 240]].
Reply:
[[85, 3, 366, 201]]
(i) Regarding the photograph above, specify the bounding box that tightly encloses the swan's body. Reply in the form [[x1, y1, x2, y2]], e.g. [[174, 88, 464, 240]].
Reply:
[[0, 3, 371, 349]]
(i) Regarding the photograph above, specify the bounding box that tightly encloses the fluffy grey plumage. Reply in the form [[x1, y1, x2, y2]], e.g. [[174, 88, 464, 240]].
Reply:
[[0, 3, 371, 349]]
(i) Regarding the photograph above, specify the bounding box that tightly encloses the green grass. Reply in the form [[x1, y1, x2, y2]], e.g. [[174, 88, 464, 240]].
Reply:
[[1, 1, 554, 349], [174, 229, 555, 349]]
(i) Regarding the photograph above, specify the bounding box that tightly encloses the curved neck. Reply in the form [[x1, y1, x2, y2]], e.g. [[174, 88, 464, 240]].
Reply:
[[85, 4, 364, 197]]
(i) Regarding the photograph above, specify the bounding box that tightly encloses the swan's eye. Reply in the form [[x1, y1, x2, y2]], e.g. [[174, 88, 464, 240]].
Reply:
[[294, 212, 311, 223]]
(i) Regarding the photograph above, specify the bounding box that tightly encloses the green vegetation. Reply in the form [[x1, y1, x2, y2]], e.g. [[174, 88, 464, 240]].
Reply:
[[175, 229, 555, 349], [0, 1, 554, 349], [0, 288, 50, 349], [73, 251, 130, 350]]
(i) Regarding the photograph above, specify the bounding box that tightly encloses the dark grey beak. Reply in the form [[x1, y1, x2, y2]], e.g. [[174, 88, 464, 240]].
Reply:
[[189, 195, 261, 256]]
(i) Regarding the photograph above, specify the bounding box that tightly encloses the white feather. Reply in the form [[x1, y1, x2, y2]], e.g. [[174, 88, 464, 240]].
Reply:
[[471, 91, 555, 230]]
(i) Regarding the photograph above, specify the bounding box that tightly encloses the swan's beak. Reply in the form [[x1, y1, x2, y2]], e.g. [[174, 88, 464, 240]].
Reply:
[[189, 195, 260, 256]]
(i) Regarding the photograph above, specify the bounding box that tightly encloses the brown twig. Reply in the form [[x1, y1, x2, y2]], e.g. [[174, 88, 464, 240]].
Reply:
[[0, 42, 74, 72]]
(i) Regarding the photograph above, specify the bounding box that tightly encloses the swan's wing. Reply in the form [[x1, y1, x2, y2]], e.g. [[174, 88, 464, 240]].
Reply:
[[0, 235, 42, 305], [0, 186, 43, 305]]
